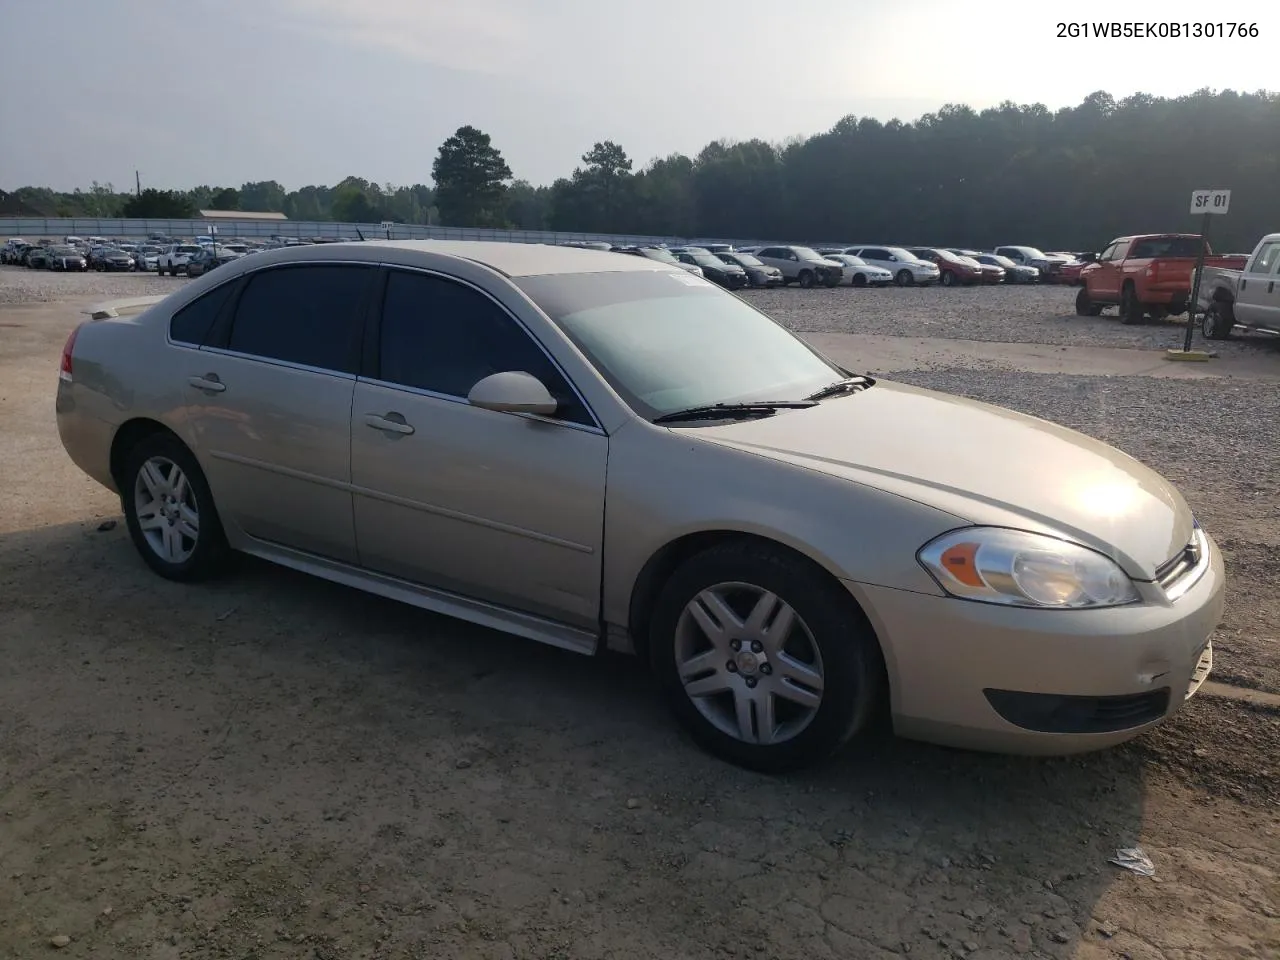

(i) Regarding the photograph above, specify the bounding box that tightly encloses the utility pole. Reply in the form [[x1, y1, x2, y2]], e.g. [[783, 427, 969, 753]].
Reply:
[[135, 171, 141, 196]]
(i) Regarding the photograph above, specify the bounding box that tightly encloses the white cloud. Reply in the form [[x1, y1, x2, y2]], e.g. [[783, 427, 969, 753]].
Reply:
[[277, 0, 537, 75]]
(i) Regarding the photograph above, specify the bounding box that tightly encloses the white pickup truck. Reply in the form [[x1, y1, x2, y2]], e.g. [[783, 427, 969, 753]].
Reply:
[[157, 243, 203, 277], [1198, 232, 1280, 339]]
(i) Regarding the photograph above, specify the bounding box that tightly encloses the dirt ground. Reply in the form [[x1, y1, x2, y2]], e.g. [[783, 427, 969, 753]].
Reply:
[[2, 274, 1278, 960]]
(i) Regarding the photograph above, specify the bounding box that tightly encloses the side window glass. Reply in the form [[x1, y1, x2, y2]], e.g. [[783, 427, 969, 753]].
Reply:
[[1098, 244, 1117, 262], [226, 265, 373, 373], [170, 280, 237, 346], [1112, 241, 1132, 261], [1248, 242, 1278, 275], [377, 270, 593, 427]]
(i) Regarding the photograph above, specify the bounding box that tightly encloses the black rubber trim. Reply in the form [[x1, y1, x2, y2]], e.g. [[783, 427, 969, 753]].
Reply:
[[983, 687, 1170, 734]]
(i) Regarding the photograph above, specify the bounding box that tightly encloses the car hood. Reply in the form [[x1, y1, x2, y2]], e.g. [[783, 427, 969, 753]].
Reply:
[[689, 380, 1193, 578]]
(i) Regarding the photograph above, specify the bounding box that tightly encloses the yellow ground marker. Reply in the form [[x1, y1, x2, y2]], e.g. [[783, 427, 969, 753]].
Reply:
[[1164, 349, 1216, 362]]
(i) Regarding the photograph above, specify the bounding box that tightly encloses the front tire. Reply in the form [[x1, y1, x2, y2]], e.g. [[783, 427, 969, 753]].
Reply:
[[1075, 287, 1103, 316], [798, 269, 815, 289], [895, 269, 914, 287], [1202, 300, 1234, 340], [122, 434, 231, 582], [649, 540, 884, 773], [851, 273, 867, 288]]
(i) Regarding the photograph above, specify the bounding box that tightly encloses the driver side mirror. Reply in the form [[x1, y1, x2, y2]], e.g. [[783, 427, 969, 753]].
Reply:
[[467, 371, 559, 417]]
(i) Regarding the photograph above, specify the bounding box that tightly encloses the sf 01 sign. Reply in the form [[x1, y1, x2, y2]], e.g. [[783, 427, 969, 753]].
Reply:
[[1190, 190, 1231, 215]]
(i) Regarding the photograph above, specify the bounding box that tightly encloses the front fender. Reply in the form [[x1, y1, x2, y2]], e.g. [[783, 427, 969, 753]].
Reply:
[[601, 419, 957, 632]]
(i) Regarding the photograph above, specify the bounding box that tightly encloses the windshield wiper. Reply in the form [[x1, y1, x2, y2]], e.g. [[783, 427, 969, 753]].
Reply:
[[652, 400, 818, 424], [804, 375, 875, 401]]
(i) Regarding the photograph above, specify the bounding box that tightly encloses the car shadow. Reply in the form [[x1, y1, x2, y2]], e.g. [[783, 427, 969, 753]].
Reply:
[[0, 518, 1152, 956]]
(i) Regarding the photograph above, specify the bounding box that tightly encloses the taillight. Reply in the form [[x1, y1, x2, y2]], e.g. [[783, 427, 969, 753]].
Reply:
[[1146, 262, 1158, 279], [59, 324, 82, 383]]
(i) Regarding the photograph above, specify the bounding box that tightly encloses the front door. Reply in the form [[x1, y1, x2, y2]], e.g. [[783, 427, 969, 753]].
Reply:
[[1090, 241, 1127, 300], [181, 263, 376, 563], [1235, 239, 1280, 330], [350, 268, 608, 629]]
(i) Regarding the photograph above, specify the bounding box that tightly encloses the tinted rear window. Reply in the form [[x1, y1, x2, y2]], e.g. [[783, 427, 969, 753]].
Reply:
[[226, 265, 373, 373], [1128, 236, 1204, 259]]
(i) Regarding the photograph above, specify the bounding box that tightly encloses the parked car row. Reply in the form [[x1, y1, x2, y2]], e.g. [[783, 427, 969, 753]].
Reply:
[[555, 240, 1091, 291], [1, 233, 362, 275]]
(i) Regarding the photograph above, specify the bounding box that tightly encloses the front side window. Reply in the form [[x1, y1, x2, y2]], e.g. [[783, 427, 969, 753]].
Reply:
[[515, 271, 843, 420], [225, 264, 373, 373], [1248, 241, 1279, 275], [376, 270, 593, 426]]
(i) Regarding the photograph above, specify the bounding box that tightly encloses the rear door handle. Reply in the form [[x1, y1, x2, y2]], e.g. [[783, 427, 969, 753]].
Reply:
[[187, 374, 226, 393], [364, 413, 415, 435]]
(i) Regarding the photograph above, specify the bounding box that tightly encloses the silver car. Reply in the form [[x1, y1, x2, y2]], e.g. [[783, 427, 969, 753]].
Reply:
[[56, 241, 1223, 771]]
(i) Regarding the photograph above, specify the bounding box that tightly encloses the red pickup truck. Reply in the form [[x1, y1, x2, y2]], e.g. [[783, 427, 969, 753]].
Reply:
[[1074, 234, 1249, 325]]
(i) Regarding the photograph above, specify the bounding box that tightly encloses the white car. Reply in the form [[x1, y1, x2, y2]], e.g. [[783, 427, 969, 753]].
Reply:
[[134, 245, 163, 272], [817, 253, 894, 287], [158, 243, 203, 276], [841, 246, 940, 286]]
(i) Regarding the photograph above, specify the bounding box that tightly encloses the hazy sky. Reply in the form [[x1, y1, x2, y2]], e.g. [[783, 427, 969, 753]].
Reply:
[[1, 0, 1274, 192]]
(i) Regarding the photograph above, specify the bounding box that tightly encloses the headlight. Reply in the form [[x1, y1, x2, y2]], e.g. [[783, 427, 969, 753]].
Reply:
[[918, 527, 1139, 609]]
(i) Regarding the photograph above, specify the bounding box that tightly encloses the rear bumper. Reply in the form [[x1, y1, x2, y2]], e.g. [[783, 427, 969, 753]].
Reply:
[[844, 534, 1225, 755]]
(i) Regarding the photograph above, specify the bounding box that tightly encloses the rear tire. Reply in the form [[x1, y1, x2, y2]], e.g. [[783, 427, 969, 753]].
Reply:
[[895, 269, 913, 287], [1120, 283, 1143, 325], [649, 540, 885, 773], [121, 433, 231, 582]]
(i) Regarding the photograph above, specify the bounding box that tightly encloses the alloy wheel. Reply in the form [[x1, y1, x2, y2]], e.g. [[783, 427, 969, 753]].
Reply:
[[133, 456, 200, 564], [674, 582, 825, 746]]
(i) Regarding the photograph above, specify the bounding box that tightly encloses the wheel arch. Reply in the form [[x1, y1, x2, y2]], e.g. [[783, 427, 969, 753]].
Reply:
[[109, 417, 187, 493], [625, 529, 883, 663]]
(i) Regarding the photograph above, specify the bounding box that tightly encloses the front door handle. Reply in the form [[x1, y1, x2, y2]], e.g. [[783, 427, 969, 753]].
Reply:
[[364, 413, 415, 436], [188, 374, 226, 393]]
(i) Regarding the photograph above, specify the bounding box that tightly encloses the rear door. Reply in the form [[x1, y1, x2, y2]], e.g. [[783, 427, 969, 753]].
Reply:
[[1235, 238, 1280, 329], [180, 262, 376, 562]]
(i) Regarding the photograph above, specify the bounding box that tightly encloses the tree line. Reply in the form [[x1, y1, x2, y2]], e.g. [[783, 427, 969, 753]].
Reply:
[[6, 89, 1278, 251]]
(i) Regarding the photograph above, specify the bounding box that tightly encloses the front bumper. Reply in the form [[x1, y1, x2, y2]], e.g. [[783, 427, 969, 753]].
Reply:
[[845, 532, 1225, 755]]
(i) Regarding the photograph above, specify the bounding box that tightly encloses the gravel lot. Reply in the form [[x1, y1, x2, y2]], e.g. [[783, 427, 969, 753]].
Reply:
[[744, 283, 1280, 359], [2, 266, 1279, 960]]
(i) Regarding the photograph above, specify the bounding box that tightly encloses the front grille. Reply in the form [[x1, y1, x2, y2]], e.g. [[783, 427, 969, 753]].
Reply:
[[1155, 527, 1209, 601]]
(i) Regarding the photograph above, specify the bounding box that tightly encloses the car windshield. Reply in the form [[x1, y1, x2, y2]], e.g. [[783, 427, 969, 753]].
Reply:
[[791, 246, 824, 261], [884, 247, 916, 261], [689, 253, 724, 267], [987, 254, 1016, 268], [1014, 247, 1047, 259], [837, 255, 867, 266], [178, 245, 200, 254], [722, 253, 762, 266], [516, 272, 842, 419], [50, 246, 75, 255]]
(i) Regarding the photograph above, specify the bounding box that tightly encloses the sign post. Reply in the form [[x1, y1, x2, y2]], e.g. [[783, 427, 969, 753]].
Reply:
[[1180, 189, 1230, 355], [380, 220, 394, 240]]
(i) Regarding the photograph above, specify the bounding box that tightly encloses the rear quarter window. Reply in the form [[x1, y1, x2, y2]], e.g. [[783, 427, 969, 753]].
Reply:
[[169, 281, 238, 346]]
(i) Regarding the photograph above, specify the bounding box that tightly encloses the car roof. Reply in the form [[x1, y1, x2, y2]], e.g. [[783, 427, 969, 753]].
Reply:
[[209, 239, 680, 278]]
